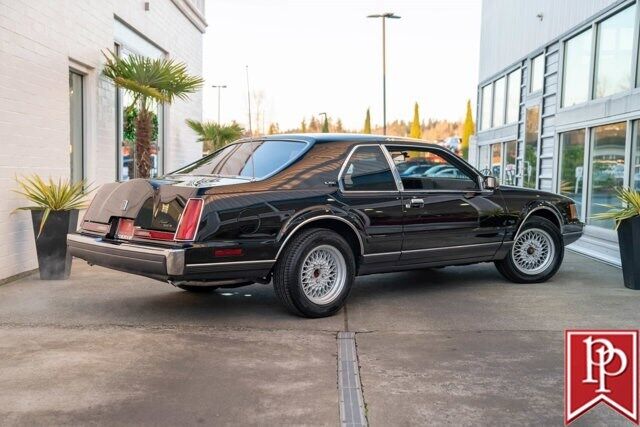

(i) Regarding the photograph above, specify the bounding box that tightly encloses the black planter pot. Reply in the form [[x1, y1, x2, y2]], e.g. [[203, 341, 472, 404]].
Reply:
[[30, 209, 79, 280], [618, 216, 640, 290]]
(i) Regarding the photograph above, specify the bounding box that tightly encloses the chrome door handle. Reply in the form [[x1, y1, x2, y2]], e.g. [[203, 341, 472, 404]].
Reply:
[[406, 198, 425, 208]]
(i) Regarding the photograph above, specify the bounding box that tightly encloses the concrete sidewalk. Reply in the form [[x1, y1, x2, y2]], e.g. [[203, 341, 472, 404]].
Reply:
[[0, 252, 636, 426]]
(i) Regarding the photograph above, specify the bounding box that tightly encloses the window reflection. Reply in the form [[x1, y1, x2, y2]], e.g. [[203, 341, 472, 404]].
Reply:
[[589, 122, 626, 229], [478, 145, 490, 175], [524, 106, 540, 188], [562, 29, 592, 107], [506, 70, 520, 123], [491, 143, 502, 181], [594, 5, 635, 99], [493, 77, 505, 127], [69, 71, 83, 183], [530, 54, 544, 93], [504, 141, 517, 186], [634, 122, 640, 191], [559, 130, 585, 219], [481, 84, 493, 130]]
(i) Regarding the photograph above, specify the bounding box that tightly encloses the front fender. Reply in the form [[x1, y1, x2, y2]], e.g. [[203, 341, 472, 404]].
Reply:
[[512, 201, 564, 240]]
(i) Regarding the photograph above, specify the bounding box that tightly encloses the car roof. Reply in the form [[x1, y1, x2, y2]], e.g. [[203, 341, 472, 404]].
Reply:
[[234, 133, 444, 149]]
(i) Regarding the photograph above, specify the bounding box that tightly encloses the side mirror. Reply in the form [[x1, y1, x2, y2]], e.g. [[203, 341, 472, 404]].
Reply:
[[483, 175, 498, 190]]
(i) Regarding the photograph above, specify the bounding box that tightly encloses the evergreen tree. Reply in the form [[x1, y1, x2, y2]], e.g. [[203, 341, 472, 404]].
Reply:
[[409, 102, 422, 139], [301, 118, 307, 133], [322, 115, 329, 133], [461, 99, 475, 160], [335, 118, 344, 133], [363, 108, 371, 134], [268, 123, 280, 134]]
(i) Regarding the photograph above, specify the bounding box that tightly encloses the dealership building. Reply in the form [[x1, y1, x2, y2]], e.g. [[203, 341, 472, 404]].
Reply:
[[473, 0, 640, 266], [0, 0, 206, 282]]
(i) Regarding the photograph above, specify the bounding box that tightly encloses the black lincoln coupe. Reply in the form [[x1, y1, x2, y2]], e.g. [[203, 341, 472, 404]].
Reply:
[[68, 134, 583, 317]]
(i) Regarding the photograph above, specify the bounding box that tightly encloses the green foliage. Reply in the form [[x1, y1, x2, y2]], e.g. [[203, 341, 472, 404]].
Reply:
[[102, 50, 204, 106], [592, 187, 640, 229], [322, 116, 329, 133], [301, 119, 307, 133], [186, 119, 244, 154], [102, 49, 203, 177], [409, 102, 422, 139], [123, 105, 158, 142], [461, 99, 474, 160], [14, 175, 92, 237], [364, 108, 371, 134]]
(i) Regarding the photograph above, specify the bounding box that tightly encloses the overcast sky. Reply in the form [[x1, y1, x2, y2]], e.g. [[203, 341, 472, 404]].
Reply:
[[202, 0, 481, 131]]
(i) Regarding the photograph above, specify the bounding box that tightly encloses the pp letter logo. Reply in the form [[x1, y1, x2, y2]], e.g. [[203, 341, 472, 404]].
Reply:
[[565, 330, 639, 424]]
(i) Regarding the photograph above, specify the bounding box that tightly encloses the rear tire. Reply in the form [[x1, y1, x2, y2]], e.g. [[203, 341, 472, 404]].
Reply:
[[495, 216, 564, 283], [273, 228, 355, 318]]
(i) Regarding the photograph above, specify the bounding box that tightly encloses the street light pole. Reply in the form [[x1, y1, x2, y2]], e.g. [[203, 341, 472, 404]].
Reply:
[[367, 12, 400, 135], [211, 85, 227, 125]]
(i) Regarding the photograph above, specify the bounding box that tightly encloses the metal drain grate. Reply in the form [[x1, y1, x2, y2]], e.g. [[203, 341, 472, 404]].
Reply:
[[337, 331, 367, 426]]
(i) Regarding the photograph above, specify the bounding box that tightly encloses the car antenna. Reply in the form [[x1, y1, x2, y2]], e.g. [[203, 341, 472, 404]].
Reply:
[[246, 64, 256, 181]]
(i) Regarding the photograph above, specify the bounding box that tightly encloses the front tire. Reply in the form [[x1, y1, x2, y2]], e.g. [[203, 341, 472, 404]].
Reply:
[[273, 228, 355, 318], [495, 217, 564, 283]]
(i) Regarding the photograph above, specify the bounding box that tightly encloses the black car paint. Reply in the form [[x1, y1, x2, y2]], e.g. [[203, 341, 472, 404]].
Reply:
[[74, 134, 583, 283]]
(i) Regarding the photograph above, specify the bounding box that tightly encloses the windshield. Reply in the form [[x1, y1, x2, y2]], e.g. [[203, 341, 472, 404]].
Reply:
[[169, 140, 308, 179]]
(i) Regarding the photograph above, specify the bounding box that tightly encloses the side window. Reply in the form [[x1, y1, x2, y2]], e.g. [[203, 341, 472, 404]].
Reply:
[[340, 146, 397, 191], [388, 147, 478, 191]]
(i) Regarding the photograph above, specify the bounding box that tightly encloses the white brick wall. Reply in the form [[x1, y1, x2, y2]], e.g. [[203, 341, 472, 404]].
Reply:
[[0, 0, 205, 280]]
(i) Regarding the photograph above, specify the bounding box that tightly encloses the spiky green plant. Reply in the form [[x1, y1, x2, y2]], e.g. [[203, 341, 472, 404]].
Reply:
[[102, 50, 204, 178], [592, 187, 640, 229], [186, 119, 244, 154], [14, 176, 91, 237]]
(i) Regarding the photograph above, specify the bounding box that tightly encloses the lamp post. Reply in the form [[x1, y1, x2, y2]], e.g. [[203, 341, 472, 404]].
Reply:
[[211, 84, 227, 125], [367, 12, 400, 135]]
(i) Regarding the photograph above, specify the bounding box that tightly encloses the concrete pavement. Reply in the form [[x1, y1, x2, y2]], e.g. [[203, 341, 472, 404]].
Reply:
[[0, 252, 637, 426]]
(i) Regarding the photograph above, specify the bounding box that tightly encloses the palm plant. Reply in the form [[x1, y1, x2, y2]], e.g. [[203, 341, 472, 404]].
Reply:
[[186, 119, 244, 154], [102, 50, 204, 178], [15, 175, 90, 237], [592, 187, 640, 229]]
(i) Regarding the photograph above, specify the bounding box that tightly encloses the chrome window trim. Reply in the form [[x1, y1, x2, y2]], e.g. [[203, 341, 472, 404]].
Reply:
[[337, 144, 401, 193], [383, 144, 484, 194], [275, 215, 365, 259]]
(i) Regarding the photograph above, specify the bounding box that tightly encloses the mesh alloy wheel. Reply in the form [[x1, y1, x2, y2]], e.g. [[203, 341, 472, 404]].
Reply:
[[511, 228, 555, 275]]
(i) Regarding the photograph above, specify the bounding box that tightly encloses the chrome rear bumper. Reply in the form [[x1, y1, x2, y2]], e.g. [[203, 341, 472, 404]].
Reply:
[[67, 233, 185, 278]]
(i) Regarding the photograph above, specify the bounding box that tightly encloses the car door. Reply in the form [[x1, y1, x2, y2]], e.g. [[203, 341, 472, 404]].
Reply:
[[335, 145, 404, 262], [385, 145, 507, 264]]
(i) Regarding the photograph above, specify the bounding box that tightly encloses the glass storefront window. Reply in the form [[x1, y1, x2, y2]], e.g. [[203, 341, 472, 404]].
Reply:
[[480, 84, 493, 130], [478, 145, 490, 175], [524, 106, 540, 188], [69, 71, 83, 183], [491, 143, 502, 180], [117, 46, 164, 181], [506, 69, 520, 123], [562, 29, 592, 107], [559, 130, 586, 219], [589, 122, 627, 229], [492, 77, 506, 127], [594, 5, 636, 99], [530, 54, 544, 93], [504, 140, 517, 186]]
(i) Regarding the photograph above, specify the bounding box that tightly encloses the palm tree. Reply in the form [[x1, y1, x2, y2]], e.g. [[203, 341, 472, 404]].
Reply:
[[186, 119, 244, 155], [102, 50, 204, 178]]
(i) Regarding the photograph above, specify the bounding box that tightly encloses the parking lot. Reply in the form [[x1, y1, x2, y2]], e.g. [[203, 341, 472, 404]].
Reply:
[[0, 251, 637, 426]]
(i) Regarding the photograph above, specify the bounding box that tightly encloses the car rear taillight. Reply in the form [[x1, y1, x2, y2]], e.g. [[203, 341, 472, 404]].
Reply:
[[174, 198, 204, 241], [116, 218, 135, 240]]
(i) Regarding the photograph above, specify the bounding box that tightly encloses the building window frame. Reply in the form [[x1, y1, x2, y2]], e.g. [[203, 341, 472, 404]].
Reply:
[[69, 69, 85, 184], [529, 52, 545, 94]]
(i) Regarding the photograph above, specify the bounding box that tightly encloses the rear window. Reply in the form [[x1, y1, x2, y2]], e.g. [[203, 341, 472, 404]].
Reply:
[[170, 140, 308, 179]]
